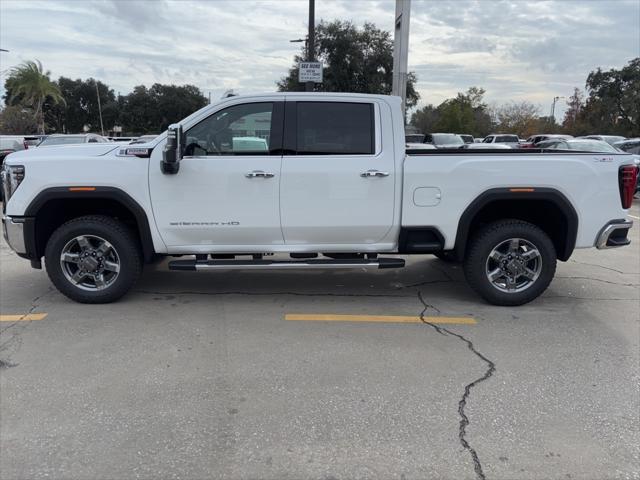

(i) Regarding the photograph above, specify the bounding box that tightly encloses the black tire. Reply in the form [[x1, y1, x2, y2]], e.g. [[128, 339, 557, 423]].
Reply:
[[45, 215, 142, 303], [463, 220, 556, 306], [434, 251, 459, 263]]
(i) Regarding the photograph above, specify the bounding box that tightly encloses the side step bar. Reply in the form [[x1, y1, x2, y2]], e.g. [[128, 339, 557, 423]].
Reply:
[[168, 257, 405, 271]]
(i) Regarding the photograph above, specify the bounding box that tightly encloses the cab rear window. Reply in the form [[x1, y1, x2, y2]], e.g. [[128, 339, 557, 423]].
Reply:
[[295, 102, 374, 155]]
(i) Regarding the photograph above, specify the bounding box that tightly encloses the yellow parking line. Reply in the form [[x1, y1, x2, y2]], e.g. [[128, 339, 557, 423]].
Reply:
[[285, 314, 476, 325], [0, 313, 48, 322]]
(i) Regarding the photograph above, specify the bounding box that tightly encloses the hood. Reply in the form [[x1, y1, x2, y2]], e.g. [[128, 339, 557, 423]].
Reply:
[[7, 143, 119, 162]]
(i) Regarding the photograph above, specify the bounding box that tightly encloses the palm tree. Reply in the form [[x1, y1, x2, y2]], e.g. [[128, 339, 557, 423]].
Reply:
[[7, 60, 65, 134]]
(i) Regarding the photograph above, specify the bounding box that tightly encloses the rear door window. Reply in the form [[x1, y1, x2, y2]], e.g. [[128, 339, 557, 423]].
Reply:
[[294, 102, 374, 155]]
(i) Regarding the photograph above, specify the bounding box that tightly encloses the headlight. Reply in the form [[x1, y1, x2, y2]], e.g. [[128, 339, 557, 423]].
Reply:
[[1, 164, 25, 203]]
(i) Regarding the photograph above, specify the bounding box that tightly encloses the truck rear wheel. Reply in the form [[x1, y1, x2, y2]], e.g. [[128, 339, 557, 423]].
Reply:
[[463, 220, 556, 306], [44, 215, 142, 303]]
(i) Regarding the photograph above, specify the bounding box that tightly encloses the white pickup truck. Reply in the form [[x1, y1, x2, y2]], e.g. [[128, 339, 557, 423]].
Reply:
[[2, 93, 637, 305]]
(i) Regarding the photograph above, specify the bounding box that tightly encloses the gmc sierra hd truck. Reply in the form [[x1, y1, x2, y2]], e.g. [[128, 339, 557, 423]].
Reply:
[[2, 93, 637, 305]]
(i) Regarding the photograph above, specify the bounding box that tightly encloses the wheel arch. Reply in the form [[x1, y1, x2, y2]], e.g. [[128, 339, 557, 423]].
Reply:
[[24, 187, 156, 262], [454, 188, 578, 262]]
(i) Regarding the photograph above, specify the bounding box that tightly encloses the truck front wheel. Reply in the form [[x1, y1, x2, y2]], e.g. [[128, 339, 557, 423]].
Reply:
[[44, 215, 142, 303], [463, 220, 556, 306]]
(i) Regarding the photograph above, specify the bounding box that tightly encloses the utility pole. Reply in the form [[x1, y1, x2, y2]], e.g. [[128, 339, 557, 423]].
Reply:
[[392, 0, 411, 119], [95, 79, 105, 137], [550, 96, 564, 122], [306, 0, 315, 92]]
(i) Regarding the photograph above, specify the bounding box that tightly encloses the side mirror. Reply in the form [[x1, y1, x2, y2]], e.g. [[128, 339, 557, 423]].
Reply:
[[161, 124, 183, 174]]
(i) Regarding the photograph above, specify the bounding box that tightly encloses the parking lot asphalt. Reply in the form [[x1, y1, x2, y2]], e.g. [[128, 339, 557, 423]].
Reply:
[[1, 203, 639, 480]]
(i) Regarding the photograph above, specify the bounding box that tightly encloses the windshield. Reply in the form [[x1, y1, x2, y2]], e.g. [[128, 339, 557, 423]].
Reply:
[[603, 136, 626, 145], [38, 136, 86, 146], [569, 141, 618, 152], [495, 135, 519, 143], [432, 134, 463, 146]]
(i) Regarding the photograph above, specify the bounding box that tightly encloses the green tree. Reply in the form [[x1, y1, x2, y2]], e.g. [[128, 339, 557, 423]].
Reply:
[[5, 60, 65, 134], [277, 20, 419, 110], [577, 58, 639, 136], [119, 84, 207, 134], [410, 104, 439, 134], [434, 94, 477, 134], [562, 87, 586, 135], [0, 105, 39, 134], [492, 101, 543, 137], [411, 87, 492, 136], [43, 77, 116, 133]]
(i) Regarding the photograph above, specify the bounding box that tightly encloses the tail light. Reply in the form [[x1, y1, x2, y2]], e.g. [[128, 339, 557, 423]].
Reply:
[[619, 165, 638, 209]]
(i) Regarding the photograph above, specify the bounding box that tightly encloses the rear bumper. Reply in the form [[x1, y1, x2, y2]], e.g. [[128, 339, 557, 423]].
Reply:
[[2, 215, 27, 254], [595, 219, 633, 249]]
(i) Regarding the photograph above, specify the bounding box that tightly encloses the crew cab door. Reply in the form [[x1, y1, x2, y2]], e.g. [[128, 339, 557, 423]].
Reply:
[[280, 99, 396, 245], [149, 100, 284, 249]]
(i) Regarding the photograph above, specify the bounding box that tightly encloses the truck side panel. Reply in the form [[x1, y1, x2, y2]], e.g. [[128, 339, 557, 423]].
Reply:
[[402, 152, 631, 250]]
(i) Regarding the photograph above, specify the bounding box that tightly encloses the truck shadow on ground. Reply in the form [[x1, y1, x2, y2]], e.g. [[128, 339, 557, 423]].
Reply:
[[132, 256, 477, 302]]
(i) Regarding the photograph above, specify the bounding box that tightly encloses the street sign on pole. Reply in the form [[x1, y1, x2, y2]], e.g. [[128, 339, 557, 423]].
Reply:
[[299, 62, 323, 83]]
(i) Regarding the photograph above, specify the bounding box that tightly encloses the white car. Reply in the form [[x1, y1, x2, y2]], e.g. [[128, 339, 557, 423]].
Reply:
[[406, 142, 436, 151], [482, 134, 521, 148], [461, 143, 512, 149], [37, 134, 109, 147], [2, 93, 636, 306]]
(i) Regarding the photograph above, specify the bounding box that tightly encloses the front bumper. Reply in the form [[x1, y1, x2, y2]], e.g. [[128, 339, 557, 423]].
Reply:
[[2, 215, 27, 254], [595, 219, 633, 249]]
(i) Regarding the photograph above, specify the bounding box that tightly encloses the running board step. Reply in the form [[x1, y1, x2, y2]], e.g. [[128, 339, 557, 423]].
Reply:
[[168, 257, 405, 271]]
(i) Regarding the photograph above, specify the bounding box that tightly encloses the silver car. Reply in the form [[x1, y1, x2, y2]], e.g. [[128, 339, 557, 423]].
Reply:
[[537, 139, 619, 153]]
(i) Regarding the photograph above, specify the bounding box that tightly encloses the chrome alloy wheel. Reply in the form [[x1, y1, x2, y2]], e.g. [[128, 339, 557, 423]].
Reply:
[[485, 238, 542, 293], [59, 235, 120, 291]]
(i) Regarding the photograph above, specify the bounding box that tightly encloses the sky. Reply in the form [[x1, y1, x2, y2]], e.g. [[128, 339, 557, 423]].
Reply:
[[1, 0, 639, 120]]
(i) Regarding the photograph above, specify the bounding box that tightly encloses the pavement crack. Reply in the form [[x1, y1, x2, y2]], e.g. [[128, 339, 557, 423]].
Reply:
[[555, 276, 638, 287], [0, 288, 53, 368], [417, 291, 495, 480], [398, 278, 455, 289], [568, 260, 637, 275]]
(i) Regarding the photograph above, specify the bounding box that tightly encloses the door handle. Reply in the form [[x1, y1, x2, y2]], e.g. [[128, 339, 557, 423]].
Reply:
[[360, 170, 390, 178], [245, 170, 275, 178]]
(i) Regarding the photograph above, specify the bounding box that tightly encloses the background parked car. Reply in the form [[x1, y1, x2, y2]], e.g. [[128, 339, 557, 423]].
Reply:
[[537, 138, 619, 153], [0, 135, 29, 151], [482, 134, 521, 148], [405, 133, 425, 143], [424, 133, 464, 148], [24, 135, 45, 148], [581, 135, 626, 146], [521, 134, 573, 148], [615, 138, 640, 154], [130, 134, 160, 144], [0, 137, 27, 201], [406, 142, 437, 151], [108, 136, 138, 143], [461, 143, 512, 149], [0, 136, 26, 164], [37, 133, 109, 147], [458, 134, 474, 144]]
